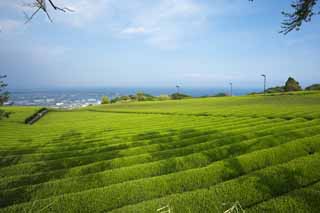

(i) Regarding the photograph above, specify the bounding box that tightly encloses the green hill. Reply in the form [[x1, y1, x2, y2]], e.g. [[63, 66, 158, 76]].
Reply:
[[1, 92, 320, 212]]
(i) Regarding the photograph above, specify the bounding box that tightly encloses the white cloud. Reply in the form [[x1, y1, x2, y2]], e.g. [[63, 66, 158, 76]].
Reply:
[[1, 0, 249, 48], [115, 0, 208, 48], [0, 19, 22, 32], [184, 73, 202, 78], [52, 0, 112, 27], [0, 1, 20, 9], [183, 72, 237, 81], [48, 0, 209, 48], [0, 0, 111, 27], [121, 27, 148, 35]]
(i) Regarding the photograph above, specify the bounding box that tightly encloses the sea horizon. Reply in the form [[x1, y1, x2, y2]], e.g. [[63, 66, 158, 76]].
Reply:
[[6, 87, 261, 108]]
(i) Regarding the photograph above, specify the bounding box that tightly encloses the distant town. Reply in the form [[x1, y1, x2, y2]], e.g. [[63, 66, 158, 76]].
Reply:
[[5, 91, 109, 109], [5, 88, 254, 109]]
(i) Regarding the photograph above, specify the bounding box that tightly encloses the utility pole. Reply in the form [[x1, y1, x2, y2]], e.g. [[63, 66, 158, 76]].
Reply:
[[176, 85, 180, 94], [261, 74, 266, 95], [229, 82, 233, 96]]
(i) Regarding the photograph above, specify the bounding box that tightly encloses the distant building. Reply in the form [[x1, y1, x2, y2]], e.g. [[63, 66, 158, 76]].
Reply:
[[4, 101, 14, 106]]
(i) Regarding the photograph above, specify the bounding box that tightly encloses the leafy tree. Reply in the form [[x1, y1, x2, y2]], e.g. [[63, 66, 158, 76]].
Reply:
[[213, 92, 229, 97], [0, 110, 10, 119], [170, 93, 191, 100], [284, 77, 302, 92], [0, 75, 9, 105], [0, 75, 10, 119], [265, 86, 285, 93], [158, 95, 170, 101], [101, 96, 110, 104], [136, 92, 154, 101], [110, 96, 130, 104], [136, 92, 146, 101], [128, 95, 137, 101], [110, 93, 156, 103], [305, 83, 320, 90]]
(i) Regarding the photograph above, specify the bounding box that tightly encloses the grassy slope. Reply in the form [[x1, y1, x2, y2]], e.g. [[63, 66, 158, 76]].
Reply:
[[0, 92, 320, 212], [88, 92, 320, 119]]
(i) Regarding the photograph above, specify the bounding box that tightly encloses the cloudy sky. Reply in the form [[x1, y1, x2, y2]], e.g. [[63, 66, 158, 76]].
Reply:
[[0, 0, 319, 89]]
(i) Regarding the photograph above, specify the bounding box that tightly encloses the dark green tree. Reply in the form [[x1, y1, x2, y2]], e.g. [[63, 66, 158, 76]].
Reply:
[[170, 93, 191, 100], [265, 86, 285, 93], [284, 77, 303, 92], [136, 92, 154, 101], [136, 92, 146, 102], [101, 96, 110, 104], [280, 0, 319, 34], [249, 0, 318, 34], [305, 84, 320, 90], [0, 75, 9, 105], [0, 75, 10, 119]]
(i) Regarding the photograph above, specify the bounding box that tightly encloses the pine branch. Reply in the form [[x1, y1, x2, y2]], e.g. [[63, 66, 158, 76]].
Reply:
[[280, 0, 318, 34], [24, 0, 74, 23]]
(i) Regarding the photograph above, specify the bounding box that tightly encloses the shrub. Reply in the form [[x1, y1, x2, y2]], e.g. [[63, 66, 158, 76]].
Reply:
[[0, 75, 9, 119], [158, 95, 170, 101], [305, 84, 320, 91], [4, 138, 320, 212], [0, 109, 10, 120], [136, 92, 155, 101], [110, 96, 129, 103], [101, 96, 110, 104], [110, 93, 156, 103], [111, 153, 320, 213], [170, 93, 191, 100], [284, 77, 302, 92], [266, 86, 285, 93], [24, 108, 48, 124], [213, 92, 229, 97]]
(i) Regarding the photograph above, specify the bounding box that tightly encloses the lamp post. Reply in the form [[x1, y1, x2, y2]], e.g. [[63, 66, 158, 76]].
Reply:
[[176, 85, 180, 94], [261, 74, 266, 95], [229, 82, 233, 97]]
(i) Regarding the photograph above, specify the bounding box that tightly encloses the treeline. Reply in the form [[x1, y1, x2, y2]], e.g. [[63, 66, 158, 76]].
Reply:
[[101, 92, 192, 104], [97, 77, 320, 105], [0, 75, 10, 119], [265, 77, 320, 93]]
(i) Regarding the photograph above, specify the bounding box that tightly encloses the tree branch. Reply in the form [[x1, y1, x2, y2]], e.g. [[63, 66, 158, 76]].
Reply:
[[249, 0, 319, 34], [24, 0, 73, 23], [280, 0, 319, 34]]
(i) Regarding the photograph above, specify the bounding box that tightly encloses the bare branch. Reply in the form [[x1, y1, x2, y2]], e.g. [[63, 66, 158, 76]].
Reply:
[[24, 0, 73, 23], [47, 0, 75, 13], [48, 0, 66, 12], [24, 7, 42, 24]]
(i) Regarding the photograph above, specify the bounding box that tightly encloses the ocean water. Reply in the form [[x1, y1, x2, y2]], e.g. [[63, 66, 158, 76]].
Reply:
[[6, 87, 259, 108]]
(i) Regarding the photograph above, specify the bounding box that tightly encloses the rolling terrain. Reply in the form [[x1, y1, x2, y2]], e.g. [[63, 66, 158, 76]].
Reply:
[[1, 92, 320, 212]]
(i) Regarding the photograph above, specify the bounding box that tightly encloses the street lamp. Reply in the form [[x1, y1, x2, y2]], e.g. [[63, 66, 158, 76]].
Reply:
[[176, 85, 180, 94], [261, 74, 266, 95], [229, 82, 233, 96]]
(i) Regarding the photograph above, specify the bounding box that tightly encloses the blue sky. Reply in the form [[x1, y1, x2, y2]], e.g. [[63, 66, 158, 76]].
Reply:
[[0, 0, 319, 90]]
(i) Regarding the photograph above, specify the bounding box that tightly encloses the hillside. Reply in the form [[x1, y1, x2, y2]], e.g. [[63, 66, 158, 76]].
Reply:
[[1, 92, 320, 212]]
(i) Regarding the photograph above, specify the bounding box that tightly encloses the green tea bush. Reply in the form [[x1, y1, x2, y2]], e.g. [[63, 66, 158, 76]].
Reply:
[[2, 134, 320, 209], [246, 182, 320, 213], [110, 153, 320, 213], [1, 93, 320, 212]]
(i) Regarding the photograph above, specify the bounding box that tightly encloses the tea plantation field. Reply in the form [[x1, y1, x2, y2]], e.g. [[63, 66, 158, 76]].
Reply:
[[1, 92, 320, 212]]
